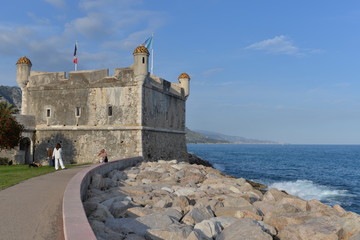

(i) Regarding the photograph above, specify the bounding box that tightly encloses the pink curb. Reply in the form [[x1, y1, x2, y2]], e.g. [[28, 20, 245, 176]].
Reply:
[[62, 157, 143, 240]]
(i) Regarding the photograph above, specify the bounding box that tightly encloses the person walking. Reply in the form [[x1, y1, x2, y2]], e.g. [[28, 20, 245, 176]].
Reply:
[[52, 143, 65, 170]]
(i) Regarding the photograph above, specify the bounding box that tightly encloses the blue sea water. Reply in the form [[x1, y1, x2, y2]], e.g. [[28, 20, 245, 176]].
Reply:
[[187, 144, 360, 214]]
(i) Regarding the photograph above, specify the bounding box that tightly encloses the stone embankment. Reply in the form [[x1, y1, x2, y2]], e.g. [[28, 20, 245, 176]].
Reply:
[[83, 159, 360, 240]]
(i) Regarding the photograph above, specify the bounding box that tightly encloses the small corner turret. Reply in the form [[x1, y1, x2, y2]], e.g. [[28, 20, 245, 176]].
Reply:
[[133, 45, 149, 78], [178, 72, 190, 98], [16, 56, 32, 114], [16, 56, 32, 89]]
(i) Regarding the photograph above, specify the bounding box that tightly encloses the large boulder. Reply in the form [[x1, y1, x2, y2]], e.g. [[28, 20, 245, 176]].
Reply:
[[137, 213, 177, 230], [88, 203, 114, 222], [215, 206, 262, 221], [182, 206, 215, 225], [278, 216, 343, 240], [146, 224, 193, 240], [264, 212, 315, 231], [89, 174, 106, 190], [262, 188, 294, 203], [216, 195, 252, 208], [194, 219, 223, 239], [338, 212, 360, 239], [172, 195, 191, 211], [109, 200, 134, 218], [216, 218, 273, 240]]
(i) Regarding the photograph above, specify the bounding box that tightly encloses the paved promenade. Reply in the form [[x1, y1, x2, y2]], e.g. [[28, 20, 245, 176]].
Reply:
[[0, 165, 89, 240]]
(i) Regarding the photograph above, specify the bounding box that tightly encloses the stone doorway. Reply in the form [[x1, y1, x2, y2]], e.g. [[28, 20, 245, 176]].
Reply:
[[19, 137, 31, 164]]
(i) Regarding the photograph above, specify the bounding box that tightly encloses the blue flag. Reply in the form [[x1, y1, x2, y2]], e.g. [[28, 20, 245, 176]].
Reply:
[[143, 36, 153, 50]]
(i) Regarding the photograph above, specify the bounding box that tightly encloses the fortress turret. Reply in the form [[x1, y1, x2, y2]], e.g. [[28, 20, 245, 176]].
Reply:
[[133, 46, 149, 79], [178, 72, 190, 98], [16, 56, 32, 114]]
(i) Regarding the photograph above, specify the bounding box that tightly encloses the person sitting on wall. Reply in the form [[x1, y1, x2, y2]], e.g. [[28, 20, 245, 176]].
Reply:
[[98, 149, 108, 163], [47, 147, 54, 166]]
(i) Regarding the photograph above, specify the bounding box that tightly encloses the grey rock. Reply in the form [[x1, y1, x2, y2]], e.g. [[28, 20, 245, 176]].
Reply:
[[146, 224, 193, 240], [88, 204, 114, 222], [194, 219, 222, 239], [89, 174, 106, 190], [216, 218, 272, 240], [182, 206, 215, 225]]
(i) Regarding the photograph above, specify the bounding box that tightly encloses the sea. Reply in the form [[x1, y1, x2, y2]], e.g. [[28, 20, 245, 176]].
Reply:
[[187, 144, 360, 214]]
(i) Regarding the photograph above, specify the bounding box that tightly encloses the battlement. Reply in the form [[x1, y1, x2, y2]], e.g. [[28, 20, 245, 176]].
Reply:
[[148, 76, 185, 99], [25, 67, 188, 99]]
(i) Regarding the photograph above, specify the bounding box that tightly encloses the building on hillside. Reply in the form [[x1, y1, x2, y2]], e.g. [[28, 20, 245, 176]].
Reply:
[[11, 45, 190, 164]]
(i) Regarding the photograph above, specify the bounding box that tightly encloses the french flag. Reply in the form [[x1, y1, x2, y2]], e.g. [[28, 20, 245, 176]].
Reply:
[[73, 42, 78, 64]]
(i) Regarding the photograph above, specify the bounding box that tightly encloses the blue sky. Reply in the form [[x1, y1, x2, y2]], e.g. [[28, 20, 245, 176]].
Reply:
[[1, 0, 360, 144]]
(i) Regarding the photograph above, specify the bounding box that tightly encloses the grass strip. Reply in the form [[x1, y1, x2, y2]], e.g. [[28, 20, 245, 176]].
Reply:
[[0, 163, 91, 190]]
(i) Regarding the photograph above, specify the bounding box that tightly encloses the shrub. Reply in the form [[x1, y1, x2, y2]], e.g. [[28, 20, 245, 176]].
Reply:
[[0, 157, 9, 165], [0, 109, 24, 151]]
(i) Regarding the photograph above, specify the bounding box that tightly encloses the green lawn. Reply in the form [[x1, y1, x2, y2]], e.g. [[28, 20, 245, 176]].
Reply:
[[0, 163, 92, 190]]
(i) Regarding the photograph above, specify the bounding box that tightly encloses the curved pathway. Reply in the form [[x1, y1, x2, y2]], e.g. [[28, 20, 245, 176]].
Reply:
[[0, 165, 89, 240]]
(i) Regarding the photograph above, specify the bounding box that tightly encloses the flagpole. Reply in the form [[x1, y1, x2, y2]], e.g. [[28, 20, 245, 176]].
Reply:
[[74, 41, 78, 71], [151, 33, 154, 75], [151, 48, 154, 75]]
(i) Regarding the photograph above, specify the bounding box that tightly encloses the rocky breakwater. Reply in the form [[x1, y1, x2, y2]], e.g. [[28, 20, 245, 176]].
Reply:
[[83, 159, 360, 240]]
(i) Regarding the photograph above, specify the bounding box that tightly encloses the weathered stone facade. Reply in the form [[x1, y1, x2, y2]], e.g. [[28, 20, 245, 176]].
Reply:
[[14, 46, 190, 164]]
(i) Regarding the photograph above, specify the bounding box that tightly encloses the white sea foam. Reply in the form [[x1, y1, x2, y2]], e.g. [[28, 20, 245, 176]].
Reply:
[[213, 163, 225, 172], [268, 180, 350, 201]]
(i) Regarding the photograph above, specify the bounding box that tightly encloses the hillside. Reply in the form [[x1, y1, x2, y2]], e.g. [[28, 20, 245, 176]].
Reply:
[[195, 129, 278, 144], [185, 128, 230, 144], [0, 86, 21, 109]]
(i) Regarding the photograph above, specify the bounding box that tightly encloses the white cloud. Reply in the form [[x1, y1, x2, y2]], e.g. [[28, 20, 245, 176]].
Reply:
[[43, 0, 66, 9], [203, 68, 224, 76], [246, 35, 301, 56], [0, 25, 35, 56], [79, 0, 142, 12], [27, 13, 51, 25], [0, 0, 166, 79], [67, 13, 112, 40]]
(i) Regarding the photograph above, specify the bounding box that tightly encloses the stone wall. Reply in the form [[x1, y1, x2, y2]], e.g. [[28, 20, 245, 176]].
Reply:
[[142, 82, 186, 130], [34, 128, 142, 164], [142, 130, 188, 161], [26, 84, 141, 127]]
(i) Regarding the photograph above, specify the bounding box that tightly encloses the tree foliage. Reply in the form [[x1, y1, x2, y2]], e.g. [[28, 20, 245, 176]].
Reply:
[[0, 109, 24, 151], [0, 100, 19, 114]]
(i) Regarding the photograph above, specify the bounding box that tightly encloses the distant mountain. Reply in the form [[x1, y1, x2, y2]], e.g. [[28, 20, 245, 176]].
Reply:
[[185, 128, 230, 144], [189, 129, 278, 144], [0, 86, 21, 110]]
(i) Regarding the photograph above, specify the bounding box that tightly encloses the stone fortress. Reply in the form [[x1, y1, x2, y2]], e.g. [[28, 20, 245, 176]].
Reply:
[[13, 45, 190, 164]]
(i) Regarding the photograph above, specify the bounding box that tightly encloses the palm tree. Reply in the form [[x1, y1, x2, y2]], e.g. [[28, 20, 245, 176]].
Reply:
[[0, 100, 19, 114]]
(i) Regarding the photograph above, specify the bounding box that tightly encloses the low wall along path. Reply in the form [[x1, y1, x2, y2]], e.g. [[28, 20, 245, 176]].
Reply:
[[63, 157, 360, 240]]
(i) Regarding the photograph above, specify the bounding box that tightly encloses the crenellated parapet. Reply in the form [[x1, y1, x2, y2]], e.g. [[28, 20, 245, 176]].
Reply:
[[16, 46, 190, 100], [147, 74, 190, 100]]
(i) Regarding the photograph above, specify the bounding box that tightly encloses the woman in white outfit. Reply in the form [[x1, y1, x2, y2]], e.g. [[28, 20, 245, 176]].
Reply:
[[52, 143, 65, 170]]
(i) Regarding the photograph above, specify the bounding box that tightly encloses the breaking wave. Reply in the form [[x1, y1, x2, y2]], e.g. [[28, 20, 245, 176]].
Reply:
[[268, 180, 351, 202], [213, 163, 226, 172]]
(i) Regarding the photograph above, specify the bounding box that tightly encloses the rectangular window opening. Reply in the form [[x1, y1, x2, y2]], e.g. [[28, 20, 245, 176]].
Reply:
[[76, 107, 81, 117], [108, 106, 113, 116], [46, 109, 51, 118]]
